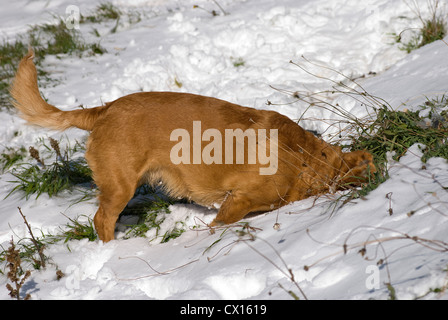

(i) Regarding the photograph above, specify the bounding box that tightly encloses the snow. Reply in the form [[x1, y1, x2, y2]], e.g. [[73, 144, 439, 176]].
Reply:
[[1, 0, 448, 301]]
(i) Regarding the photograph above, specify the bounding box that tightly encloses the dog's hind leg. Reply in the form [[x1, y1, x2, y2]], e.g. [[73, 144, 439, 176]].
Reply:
[[93, 174, 137, 242], [93, 186, 135, 242], [86, 148, 139, 242]]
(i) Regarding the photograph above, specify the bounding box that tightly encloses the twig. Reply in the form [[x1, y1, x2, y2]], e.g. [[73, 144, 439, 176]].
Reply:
[[17, 207, 46, 268], [303, 224, 448, 274], [5, 238, 32, 300], [193, 1, 229, 17], [116, 256, 199, 281], [242, 236, 308, 300], [211, 0, 229, 16], [386, 192, 394, 216]]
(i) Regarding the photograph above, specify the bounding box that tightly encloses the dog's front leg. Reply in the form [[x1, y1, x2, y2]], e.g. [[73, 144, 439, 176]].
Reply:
[[209, 190, 260, 229]]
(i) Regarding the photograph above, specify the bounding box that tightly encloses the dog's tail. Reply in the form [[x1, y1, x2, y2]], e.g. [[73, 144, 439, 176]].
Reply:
[[10, 49, 109, 131]]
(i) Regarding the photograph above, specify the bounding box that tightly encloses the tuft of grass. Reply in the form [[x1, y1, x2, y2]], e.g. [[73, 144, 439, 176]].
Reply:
[[0, 14, 106, 110], [123, 196, 171, 239], [81, 2, 122, 23], [17, 207, 47, 269], [287, 57, 448, 202], [231, 57, 245, 68], [29, 19, 107, 56], [58, 214, 97, 242], [0, 208, 95, 293], [397, 0, 447, 53], [161, 221, 186, 243], [174, 77, 183, 88], [0, 40, 32, 109], [0, 1, 147, 110], [1, 146, 27, 173], [5, 239, 32, 300], [0, 2, 145, 110], [345, 96, 448, 165], [6, 138, 93, 199], [81, 2, 143, 35], [420, 17, 446, 46], [122, 193, 188, 243], [0, 209, 52, 274], [386, 282, 398, 300], [339, 96, 448, 201]]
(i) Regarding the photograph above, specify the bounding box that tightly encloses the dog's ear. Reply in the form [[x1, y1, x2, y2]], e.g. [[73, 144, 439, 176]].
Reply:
[[339, 150, 376, 185]]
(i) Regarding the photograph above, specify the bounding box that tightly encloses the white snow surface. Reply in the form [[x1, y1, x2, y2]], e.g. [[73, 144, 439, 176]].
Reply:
[[1, 0, 448, 300]]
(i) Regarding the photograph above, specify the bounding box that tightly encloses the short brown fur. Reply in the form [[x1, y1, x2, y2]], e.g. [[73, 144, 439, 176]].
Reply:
[[10, 50, 375, 242]]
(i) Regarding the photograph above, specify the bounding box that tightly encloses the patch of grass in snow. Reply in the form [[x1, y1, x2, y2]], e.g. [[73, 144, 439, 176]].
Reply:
[[416, 265, 448, 299], [30, 20, 107, 56], [231, 57, 245, 68], [121, 193, 187, 243], [81, 3, 123, 23], [6, 137, 93, 200], [0, 208, 57, 275], [0, 207, 90, 294], [122, 195, 171, 239], [287, 58, 448, 201], [0, 213, 96, 276], [0, 11, 109, 110], [4, 239, 32, 300], [344, 96, 448, 165], [81, 2, 143, 35], [58, 214, 97, 243], [4, 137, 188, 244], [0, 2, 149, 110], [339, 96, 448, 201], [0, 40, 37, 110], [395, 0, 447, 53], [0, 146, 27, 173]]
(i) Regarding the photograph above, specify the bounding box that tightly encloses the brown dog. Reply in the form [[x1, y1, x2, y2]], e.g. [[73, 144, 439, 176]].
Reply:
[[10, 49, 375, 242]]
